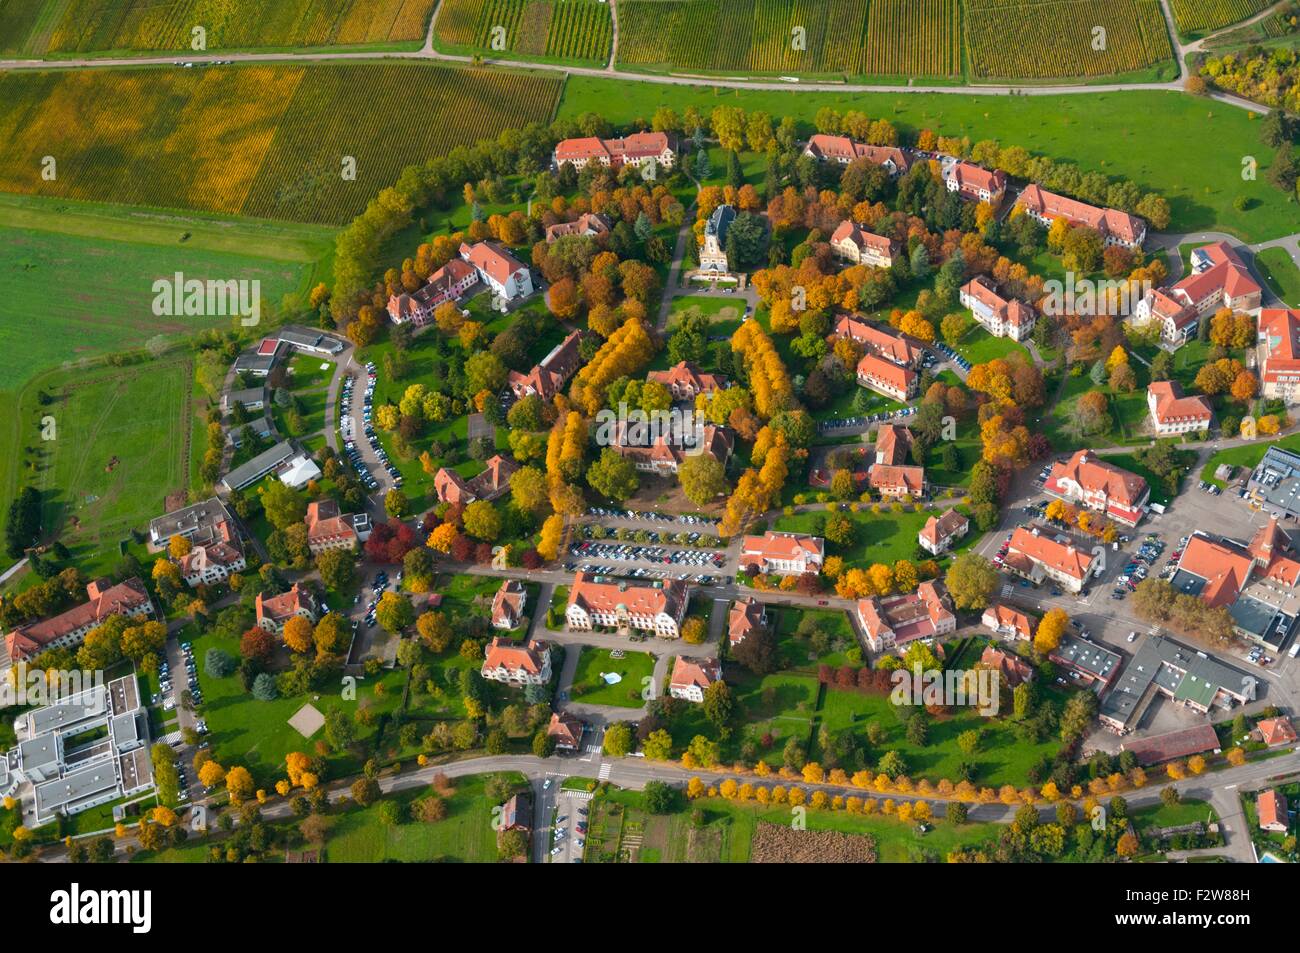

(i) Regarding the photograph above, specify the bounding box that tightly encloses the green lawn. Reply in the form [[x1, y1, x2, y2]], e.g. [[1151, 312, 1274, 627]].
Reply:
[[9, 359, 190, 575], [190, 624, 409, 788], [770, 606, 859, 670], [1203, 431, 1300, 486], [727, 670, 820, 758], [1099, 448, 1192, 508], [773, 504, 970, 568], [325, 773, 515, 862], [571, 647, 656, 708], [1257, 246, 1300, 308], [1131, 797, 1219, 831], [1047, 369, 1151, 450], [954, 325, 1032, 366], [558, 84, 1297, 243]]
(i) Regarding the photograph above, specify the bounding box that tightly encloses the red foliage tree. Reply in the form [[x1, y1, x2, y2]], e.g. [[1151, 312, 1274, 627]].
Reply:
[[240, 627, 274, 663]]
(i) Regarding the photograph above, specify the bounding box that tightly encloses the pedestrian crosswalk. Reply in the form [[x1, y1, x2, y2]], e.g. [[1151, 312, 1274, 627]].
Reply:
[[598, 762, 612, 781]]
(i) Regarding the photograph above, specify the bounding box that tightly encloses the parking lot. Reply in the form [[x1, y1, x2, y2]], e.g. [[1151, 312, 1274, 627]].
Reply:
[[585, 506, 721, 530], [818, 403, 917, 436], [341, 362, 402, 494], [545, 784, 592, 864], [155, 637, 208, 805]]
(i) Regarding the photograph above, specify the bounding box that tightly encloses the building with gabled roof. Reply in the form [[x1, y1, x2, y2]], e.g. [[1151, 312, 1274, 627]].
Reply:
[[1132, 241, 1262, 346], [304, 499, 371, 555], [554, 132, 675, 171], [255, 583, 319, 636], [547, 711, 585, 751], [610, 422, 734, 476], [647, 361, 726, 401], [874, 423, 914, 465], [491, 579, 528, 630], [856, 579, 956, 652], [386, 257, 478, 326], [943, 161, 1007, 204], [1016, 184, 1146, 248], [699, 204, 735, 273], [481, 637, 551, 686], [856, 352, 917, 401], [508, 329, 583, 401], [740, 532, 824, 576], [833, 316, 923, 368], [545, 212, 611, 243], [1120, 724, 1221, 766], [1044, 449, 1149, 527], [829, 220, 896, 268], [1260, 308, 1300, 402], [565, 573, 688, 638], [459, 241, 533, 301], [669, 656, 721, 703], [979, 645, 1035, 688], [1257, 716, 1297, 748], [919, 508, 969, 555], [5, 578, 155, 664], [960, 275, 1037, 341], [1148, 381, 1212, 435], [981, 603, 1034, 641], [434, 454, 519, 505], [1003, 527, 1096, 593], [802, 135, 911, 176], [728, 597, 767, 646], [870, 463, 926, 499], [1256, 789, 1289, 832]]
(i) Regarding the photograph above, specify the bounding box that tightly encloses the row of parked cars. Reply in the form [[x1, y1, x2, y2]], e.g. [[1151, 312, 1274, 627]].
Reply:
[[342, 366, 383, 491], [568, 540, 725, 567], [158, 639, 201, 708], [566, 560, 720, 586], [586, 507, 720, 527], [1196, 479, 1223, 496], [1112, 535, 1169, 599], [819, 404, 919, 432], [935, 341, 971, 373]]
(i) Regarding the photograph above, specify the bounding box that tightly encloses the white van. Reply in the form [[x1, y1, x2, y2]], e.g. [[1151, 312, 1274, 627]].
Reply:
[[1289, 642, 1300, 658]]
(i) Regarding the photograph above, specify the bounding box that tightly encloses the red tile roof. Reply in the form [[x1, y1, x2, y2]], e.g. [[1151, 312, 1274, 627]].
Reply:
[[567, 573, 686, 619], [874, 423, 913, 466], [1257, 789, 1288, 830], [1258, 716, 1298, 747], [804, 135, 911, 173], [1120, 724, 1221, 766], [460, 241, 527, 287], [1261, 308, 1300, 385], [830, 220, 894, 258], [1177, 534, 1255, 608], [1047, 449, 1148, 511], [919, 508, 968, 548], [982, 603, 1033, 639], [1017, 184, 1145, 245], [962, 275, 1035, 327], [483, 637, 548, 676], [728, 597, 765, 645], [870, 464, 926, 495], [833, 317, 921, 367], [856, 352, 916, 395], [1148, 381, 1212, 425], [946, 161, 1006, 197], [670, 656, 721, 694], [1007, 528, 1094, 582], [5, 577, 152, 662]]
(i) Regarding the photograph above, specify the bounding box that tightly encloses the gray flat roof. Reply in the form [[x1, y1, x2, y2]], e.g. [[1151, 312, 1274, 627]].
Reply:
[[18, 735, 58, 772], [149, 497, 231, 544], [233, 353, 276, 371], [220, 440, 297, 491], [26, 687, 107, 736], [34, 761, 119, 814], [1050, 635, 1121, 681], [1103, 635, 1252, 729]]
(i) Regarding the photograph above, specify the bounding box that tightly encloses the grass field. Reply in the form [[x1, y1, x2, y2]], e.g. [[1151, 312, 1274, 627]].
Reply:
[[435, 0, 613, 65], [0, 62, 562, 225], [0, 0, 436, 56], [772, 505, 943, 566], [557, 83, 1294, 244], [10, 359, 189, 570], [616, 0, 960, 78], [571, 647, 656, 708], [0, 213, 313, 388], [965, 0, 1174, 80], [1256, 246, 1300, 307], [1203, 431, 1300, 485], [954, 325, 1034, 366]]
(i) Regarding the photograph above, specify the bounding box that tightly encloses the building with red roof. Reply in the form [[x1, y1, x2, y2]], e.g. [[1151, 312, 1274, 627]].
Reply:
[[565, 573, 688, 638], [979, 645, 1035, 688], [1003, 527, 1096, 593], [491, 579, 528, 630], [959, 275, 1037, 341], [5, 578, 155, 663], [554, 132, 675, 171], [647, 361, 726, 401], [919, 508, 969, 555], [1044, 449, 1149, 527], [386, 257, 478, 325], [481, 637, 552, 686], [1016, 184, 1146, 248], [943, 161, 1007, 204], [1257, 716, 1298, 748], [256, 582, 319, 636], [669, 656, 721, 703], [856, 579, 956, 652], [856, 352, 917, 401], [1256, 789, 1289, 832], [434, 454, 518, 505], [547, 711, 585, 750], [1260, 308, 1300, 401], [459, 241, 534, 301], [304, 499, 371, 555], [545, 212, 610, 243], [1133, 241, 1261, 346], [728, 597, 767, 646], [740, 532, 824, 576], [1148, 381, 1212, 435], [802, 135, 911, 176], [508, 329, 583, 401], [832, 317, 923, 368], [1120, 724, 1222, 766], [869, 463, 926, 499], [981, 603, 1034, 641], [829, 220, 896, 268]]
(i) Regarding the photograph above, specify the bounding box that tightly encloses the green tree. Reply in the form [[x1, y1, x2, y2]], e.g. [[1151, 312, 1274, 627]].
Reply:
[[586, 447, 640, 501]]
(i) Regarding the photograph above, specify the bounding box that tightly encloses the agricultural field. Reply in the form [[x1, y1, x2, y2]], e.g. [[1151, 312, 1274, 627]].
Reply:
[[616, 0, 960, 78], [1169, 0, 1273, 35], [0, 0, 436, 57], [0, 62, 562, 225], [964, 0, 1174, 80], [434, 0, 612, 64]]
